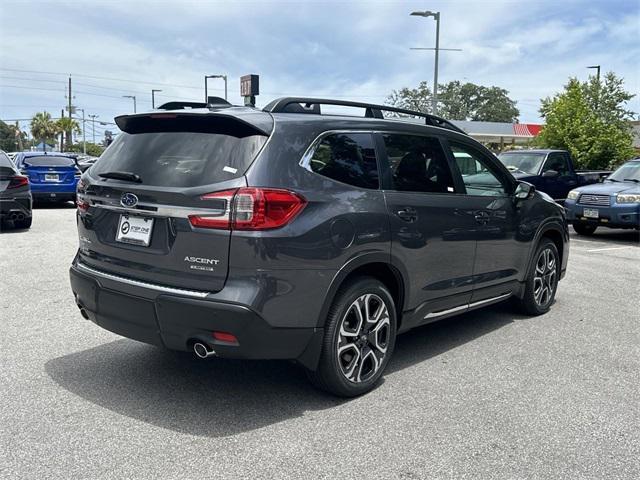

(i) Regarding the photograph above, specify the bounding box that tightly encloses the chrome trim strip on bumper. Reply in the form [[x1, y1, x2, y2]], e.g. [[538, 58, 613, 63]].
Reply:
[[75, 261, 211, 298], [423, 292, 512, 320]]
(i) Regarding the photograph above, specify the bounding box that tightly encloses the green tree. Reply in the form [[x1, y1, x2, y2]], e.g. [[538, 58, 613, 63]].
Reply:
[[56, 116, 80, 150], [30, 112, 58, 151], [386, 81, 433, 114], [387, 81, 519, 122], [537, 73, 635, 169], [69, 142, 104, 157]]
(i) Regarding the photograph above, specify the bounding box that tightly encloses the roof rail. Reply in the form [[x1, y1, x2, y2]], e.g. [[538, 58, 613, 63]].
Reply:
[[157, 97, 232, 111], [263, 97, 466, 135]]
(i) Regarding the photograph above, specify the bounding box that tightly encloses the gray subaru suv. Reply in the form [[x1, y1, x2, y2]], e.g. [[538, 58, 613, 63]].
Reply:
[[69, 97, 569, 396]]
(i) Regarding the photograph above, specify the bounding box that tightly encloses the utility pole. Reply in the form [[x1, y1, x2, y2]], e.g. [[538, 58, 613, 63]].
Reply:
[[89, 114, 98, 144], [151, 89, 162, 109], [60, 109, 65, 152], [587, 65, 601, 111]]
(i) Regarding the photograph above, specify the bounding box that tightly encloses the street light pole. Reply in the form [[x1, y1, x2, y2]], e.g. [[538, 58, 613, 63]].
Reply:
[[205, 74, 228, 102], [151, 89, 162, 109], [411, 10, 450, 115], [587, 65, 601, 82], [89, 114, 98, 144], [123, 95, 137, 113]]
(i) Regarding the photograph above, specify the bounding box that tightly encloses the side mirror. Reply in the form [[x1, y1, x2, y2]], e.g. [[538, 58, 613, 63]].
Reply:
[[514, 181, 535, 200], [542, 169, 559, 178]]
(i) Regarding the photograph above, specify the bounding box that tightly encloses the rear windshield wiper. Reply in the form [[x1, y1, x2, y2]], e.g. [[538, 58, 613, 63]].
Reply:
[[606, 178, 619, 182], [623, 178, 639, 183], [98, 171, 142, 183]]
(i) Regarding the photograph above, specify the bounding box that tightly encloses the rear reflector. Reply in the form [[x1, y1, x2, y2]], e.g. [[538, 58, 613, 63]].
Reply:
[[189, 187, 306, 231], [7, 175, 29, 189], [212, 331, 238, 344]]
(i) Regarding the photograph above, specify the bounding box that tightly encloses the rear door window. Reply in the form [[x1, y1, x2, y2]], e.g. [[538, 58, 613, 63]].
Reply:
[[382, 134, 455, 193], [308, 133, 379, 189], [92, 116, 268, 188]]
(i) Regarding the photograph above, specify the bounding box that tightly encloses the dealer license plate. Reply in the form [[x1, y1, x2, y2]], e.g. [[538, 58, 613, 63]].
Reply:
[[116, 215, 154, 246]]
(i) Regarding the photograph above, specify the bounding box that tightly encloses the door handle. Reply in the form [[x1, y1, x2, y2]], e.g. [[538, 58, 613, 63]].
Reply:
[[474, 211, 490, 224], [396, 207, 418, 222]]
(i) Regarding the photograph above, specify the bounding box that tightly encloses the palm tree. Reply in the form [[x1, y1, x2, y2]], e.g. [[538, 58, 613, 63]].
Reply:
[[56, 116, 80, 151], [30, 112, 58, 152], [8, 122, 27, 151]]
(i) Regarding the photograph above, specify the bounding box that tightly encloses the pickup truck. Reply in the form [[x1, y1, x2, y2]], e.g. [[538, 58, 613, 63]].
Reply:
[[497, 149, 610, 202]]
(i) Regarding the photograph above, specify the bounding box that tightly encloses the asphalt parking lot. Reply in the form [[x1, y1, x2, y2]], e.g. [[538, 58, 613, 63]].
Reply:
[[1, 205, 638, 480]]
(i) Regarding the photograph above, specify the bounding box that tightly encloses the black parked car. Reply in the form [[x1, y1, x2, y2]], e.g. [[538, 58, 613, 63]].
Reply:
[[70, 98, 569, 396], [0, 149, 32, 229]]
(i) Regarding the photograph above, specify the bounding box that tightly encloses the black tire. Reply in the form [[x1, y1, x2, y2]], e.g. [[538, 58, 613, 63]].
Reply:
[[14, 216, 32, 229], [573, 222, 597, 236], [515, 238, 559, 316], [307, 277, 397, 397]]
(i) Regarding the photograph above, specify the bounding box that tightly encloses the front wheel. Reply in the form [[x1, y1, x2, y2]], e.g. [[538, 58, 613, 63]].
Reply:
[[515, 239, 559, 316], [307, 277, 397, 397], [573, 222, 597, 236]]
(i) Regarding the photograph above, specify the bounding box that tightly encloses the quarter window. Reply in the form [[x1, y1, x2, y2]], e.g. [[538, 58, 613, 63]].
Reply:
[[449, 142, 508, 196], [383, 134, 454, 193], [309, 133, 379, 189]]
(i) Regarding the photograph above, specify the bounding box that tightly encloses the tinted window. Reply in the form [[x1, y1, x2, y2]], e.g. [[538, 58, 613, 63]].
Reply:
[[93, 131, 267, 188], [309, 133, 379, 189], [23, 155, 75, 167], [383, 134, 454, 193], [543, 153, 570, 176], [450, 142, 508, 196]]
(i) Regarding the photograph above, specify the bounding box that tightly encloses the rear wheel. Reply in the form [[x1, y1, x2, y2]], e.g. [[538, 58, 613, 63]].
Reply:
[[515, 238, 559, 316], [307, 277, 397, 397], [573, 222, 597, 236]]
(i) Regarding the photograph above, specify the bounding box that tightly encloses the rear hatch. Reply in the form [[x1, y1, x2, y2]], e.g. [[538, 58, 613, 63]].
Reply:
[[22, 155, 78, 184], [77, 110, 273, 293]]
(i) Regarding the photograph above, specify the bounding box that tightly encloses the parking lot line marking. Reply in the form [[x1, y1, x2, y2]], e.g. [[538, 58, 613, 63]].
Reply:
[[586, 246, 636, 252]]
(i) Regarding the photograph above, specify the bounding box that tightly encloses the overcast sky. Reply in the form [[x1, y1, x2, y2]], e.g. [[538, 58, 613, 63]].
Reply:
[[1, 0, 638, 139]]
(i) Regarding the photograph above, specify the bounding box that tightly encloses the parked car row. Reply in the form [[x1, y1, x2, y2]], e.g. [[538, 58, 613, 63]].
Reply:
[[0, 149, 89, 230]]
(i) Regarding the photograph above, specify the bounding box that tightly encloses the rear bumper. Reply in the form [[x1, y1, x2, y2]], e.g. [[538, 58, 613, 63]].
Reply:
[[69, 260, 323, 366], [31, 182, 77, 199], [565, 201, 640, 229], [0, 196, 32, 218]]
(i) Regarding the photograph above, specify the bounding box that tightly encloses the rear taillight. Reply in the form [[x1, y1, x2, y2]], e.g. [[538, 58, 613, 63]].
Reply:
[[76, 198, 90, 212], [188, 188, 306, 231], [7, 175, 29, 189]]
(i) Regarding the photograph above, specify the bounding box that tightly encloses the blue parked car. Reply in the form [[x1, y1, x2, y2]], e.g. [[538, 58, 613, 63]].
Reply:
[[565, 158, 640, 235], [13, 152, 81, 203]]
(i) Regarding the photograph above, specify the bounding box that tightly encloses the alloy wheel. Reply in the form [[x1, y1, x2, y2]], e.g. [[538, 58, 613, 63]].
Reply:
[[336, 293, 391, 383], [533, 248, 557, 307]]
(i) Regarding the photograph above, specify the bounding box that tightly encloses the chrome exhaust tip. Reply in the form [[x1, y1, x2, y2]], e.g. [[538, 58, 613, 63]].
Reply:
[[193, 342, 215, 359]]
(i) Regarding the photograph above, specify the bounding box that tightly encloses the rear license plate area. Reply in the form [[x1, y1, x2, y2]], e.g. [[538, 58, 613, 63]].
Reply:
[[116, 214, 154, 246]]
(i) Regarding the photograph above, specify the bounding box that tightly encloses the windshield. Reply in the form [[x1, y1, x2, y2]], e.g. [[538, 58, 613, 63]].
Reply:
[[92, 131, 267, 188], [23, 155, 75, 167], [606, 160, 640, 182], [498, 152, 545, 175]]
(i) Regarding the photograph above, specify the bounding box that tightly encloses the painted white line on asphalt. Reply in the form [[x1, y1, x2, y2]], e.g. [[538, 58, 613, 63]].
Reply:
[[586, 246, 636, 252]]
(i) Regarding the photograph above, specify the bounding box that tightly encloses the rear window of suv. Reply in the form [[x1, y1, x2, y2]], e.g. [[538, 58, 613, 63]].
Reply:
[[92, 116, 268, 188]]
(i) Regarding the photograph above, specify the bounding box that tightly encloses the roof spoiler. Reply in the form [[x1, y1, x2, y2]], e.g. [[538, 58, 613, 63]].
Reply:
[[157, 97, 232, 110]]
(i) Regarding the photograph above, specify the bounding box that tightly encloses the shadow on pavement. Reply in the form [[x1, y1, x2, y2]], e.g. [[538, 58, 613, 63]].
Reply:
[[571, 228, 639, 246], [45, 302, 519, 438], [33, 200, 76, 209]]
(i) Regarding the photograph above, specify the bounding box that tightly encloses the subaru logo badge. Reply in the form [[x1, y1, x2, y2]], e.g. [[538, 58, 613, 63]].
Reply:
[[120, 193, 138, 208]]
